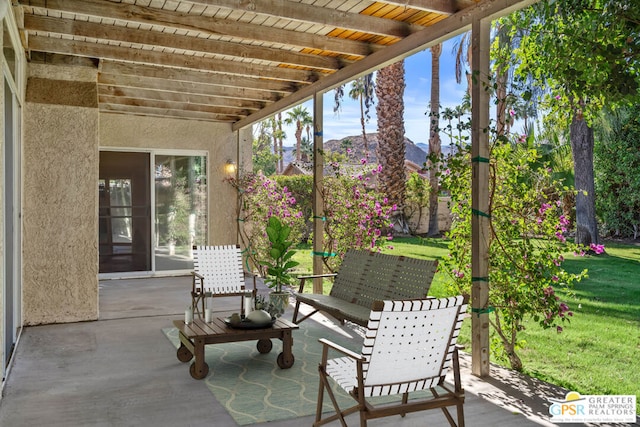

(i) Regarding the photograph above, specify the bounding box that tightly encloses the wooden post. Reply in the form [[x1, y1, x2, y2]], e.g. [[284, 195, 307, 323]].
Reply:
[[471, 17, 491, 377], [235, 130, 241, 244], [312, 92, 325, 294]]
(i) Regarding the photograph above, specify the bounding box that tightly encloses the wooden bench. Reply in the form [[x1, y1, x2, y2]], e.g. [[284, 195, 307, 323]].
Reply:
[[292, 250, 438, 327]]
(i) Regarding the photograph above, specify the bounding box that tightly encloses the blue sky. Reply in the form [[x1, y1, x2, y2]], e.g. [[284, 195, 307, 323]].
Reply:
[[279, 37, 468, 147]]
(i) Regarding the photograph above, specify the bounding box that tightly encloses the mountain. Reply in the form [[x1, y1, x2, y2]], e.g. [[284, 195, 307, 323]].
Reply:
[[417, 142, 454, 158], [283, 133, 428, 166]]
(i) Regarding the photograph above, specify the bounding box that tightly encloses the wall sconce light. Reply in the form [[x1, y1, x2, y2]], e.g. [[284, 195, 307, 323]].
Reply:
[[224, 160, 237, 175]]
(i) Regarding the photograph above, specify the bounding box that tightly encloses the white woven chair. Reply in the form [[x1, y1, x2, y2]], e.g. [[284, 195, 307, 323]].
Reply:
[[315, 296, 468, 427], [191, 245, 256, 318]]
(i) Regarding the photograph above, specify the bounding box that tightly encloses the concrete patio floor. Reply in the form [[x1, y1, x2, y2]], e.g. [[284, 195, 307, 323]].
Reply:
[[0, 276, 633, 426]]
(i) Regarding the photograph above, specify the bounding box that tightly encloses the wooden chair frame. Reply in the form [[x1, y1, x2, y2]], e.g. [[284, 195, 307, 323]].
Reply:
[[191, 245, 256, 318], [314, 296, 468, 427]]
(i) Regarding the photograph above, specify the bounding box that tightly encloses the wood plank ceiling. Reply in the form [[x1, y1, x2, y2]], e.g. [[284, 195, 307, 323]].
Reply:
[[16, 0, 478, 126]]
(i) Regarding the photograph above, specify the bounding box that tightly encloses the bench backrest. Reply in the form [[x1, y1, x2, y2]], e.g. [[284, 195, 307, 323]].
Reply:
[[329, 250, 438, 309]]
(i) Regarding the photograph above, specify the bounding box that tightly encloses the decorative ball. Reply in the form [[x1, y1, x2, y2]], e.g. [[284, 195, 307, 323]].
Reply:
[[247, 309, 272, 323]]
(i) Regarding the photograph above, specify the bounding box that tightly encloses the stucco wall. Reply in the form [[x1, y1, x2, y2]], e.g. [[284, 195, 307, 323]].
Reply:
[[408, 196, 452, 235], [99, 114, 251, 244], [23, 103, 99, 325], [0, 24, 5, 364], [22, 62, 99, 325]]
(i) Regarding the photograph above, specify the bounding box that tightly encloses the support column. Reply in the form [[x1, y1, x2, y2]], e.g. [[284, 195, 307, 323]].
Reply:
[[23, 63, 99, 325], [312, 92, 325, 293], [471, 17, 491, 377]]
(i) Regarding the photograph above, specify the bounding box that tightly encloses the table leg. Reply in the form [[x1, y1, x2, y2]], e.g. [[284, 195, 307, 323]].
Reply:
[[190, 337, 209, 379], [277, 330, 295, 369]]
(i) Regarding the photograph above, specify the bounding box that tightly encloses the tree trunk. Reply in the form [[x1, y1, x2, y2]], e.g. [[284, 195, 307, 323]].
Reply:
[[360, 95, 369, 158], [427, 44, 442, 237], [495, 65, 508, 137], [295, 123, 303, 162], [271, 119, 279, 173], [277, 113, 284, 173], [507, 347, 523, 372], [570, 111, 599, 246], [492, 312, 523, 371], [375, 60, 407, 232]]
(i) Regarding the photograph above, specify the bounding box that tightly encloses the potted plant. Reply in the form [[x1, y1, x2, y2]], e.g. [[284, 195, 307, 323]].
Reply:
[[261, 216, 300, 317], [254, 294, 280, 319]]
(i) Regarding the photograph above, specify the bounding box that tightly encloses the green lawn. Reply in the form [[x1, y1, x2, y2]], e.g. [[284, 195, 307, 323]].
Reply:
[[291, 238, 640, 407]]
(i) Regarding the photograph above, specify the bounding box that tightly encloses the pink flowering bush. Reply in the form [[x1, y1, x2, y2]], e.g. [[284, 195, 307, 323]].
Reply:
[[320, 160, 396, 272], [442, 132, 596, 371], [226, 172, 305, 277], [227, 162, 396, 275]]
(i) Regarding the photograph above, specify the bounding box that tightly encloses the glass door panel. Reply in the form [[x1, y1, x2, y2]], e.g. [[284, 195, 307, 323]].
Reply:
[[99, 152, 151, 273], [154, 155, 207, 271]]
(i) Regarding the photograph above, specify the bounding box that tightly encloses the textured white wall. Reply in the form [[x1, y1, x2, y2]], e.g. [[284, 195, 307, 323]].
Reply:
[[23, 102, 99, 325]]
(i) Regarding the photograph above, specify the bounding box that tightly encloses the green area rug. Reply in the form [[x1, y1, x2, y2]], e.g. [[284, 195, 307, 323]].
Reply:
[[163, 319, 363, 425]]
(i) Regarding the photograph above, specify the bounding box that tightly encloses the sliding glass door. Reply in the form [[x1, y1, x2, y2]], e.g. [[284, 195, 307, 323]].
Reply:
[[99, 151, 207, 274], [154, 154, 207, 271]]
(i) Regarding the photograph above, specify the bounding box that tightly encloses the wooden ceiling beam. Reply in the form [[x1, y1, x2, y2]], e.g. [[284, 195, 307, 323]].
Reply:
[[24, 14, 347, 72], [97, 73, 283, 103], [380, 0, 457, 14], [98, 95, 252, 116], [100, 103, 242, 122], [22, 0, 376, 57], [28, 36, 320, 84], [99, 61, 298, 94], [98, 85, 265, 111], [187, 0, 423, 38]]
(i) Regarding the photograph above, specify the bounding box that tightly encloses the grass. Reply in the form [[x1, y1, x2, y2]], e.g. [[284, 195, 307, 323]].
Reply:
[[518, 242, 640, 401], [291, 238, 640, 408]]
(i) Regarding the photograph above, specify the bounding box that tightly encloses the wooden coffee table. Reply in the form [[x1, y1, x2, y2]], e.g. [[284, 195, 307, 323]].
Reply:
[[173, 314, 299, 380]]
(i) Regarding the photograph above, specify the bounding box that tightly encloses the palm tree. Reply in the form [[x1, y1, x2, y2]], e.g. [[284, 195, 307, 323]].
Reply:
[[300, 136, 313, 162], [453, 32, 472, 96], [333, 74, 375, 158], [453, 29, 510, 134], [277, 112, 284, 173], [427, 43, 442, 236], [284, 106, 313, 162], [375, 60, 407, 224], [493, 20, 519, 137], [268, 116, 286, 173], [349, 75, 375, 157]]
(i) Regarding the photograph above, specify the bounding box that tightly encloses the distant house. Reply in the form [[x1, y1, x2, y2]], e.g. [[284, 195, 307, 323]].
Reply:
[[282, 161, 313, 176], [405, 159, 428, 178]]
